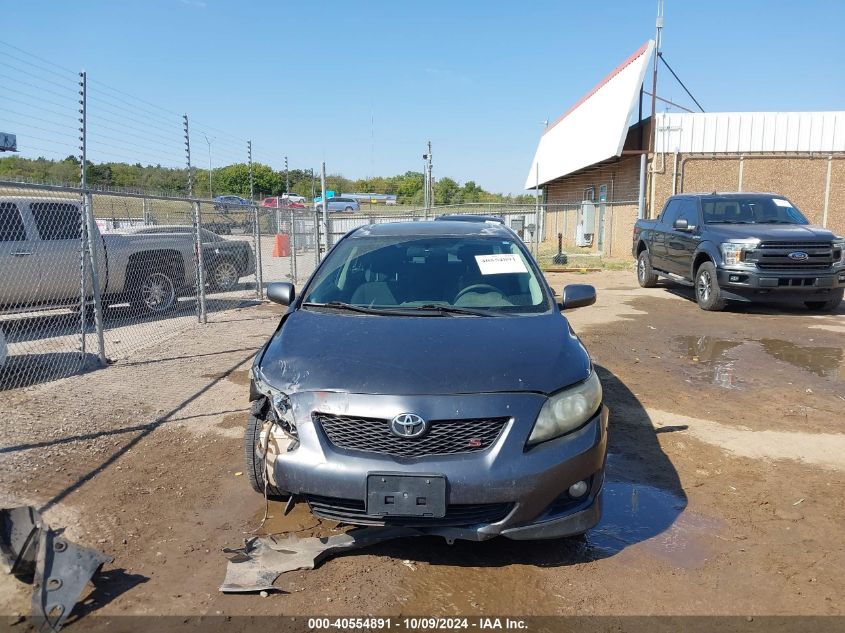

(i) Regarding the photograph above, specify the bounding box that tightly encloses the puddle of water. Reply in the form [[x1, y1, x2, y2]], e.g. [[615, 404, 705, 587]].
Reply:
[[759, 338, 843, 378], [672, 335, 843, 389]]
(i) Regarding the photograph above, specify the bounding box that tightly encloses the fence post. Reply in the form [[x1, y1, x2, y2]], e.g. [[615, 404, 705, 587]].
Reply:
[[84, 192, 107, 366], [254, 205, 264, 299], [320, 161, 329, 255], [289, 208, 298, 283], [194, 200, 207, 323]]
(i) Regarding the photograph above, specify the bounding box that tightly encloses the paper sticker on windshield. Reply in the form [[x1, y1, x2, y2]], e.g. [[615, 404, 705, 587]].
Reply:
[[773, 198, 792, 207], [475, 254, 528, 275]]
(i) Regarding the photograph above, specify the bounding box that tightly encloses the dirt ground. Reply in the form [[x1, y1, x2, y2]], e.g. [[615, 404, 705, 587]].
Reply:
[[1, 269, 844, 625]]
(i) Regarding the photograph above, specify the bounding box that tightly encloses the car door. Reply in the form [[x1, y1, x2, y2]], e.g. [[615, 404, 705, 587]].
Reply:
[[28, 200, 85, 302], [649, 199, 680, 270], [666, 197, 702, 277], [0, 201, 42, 307]]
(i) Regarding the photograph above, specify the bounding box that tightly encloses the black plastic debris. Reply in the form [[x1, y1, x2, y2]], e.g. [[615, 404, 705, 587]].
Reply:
[[1, 506, 112, 632]]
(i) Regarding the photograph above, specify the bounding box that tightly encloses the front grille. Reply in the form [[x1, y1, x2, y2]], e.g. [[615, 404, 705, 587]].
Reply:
[[305, 494, 513, 527], [748, 241, 835, 271], [314, 413, 508, 458]]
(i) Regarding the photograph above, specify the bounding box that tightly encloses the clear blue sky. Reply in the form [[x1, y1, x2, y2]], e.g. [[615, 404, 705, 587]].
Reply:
[[3, 0, 844, 194]]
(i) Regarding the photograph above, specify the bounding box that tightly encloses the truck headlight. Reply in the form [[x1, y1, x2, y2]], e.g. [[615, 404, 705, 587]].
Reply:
[[833, 240, 845, 265], [720, 240, 759, 266], [527, 370, 602, 446]]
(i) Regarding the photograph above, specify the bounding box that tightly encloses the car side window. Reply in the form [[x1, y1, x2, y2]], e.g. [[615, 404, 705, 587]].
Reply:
[[660, 199, 681, 226], [0, 202, 26, 242], [677, 199, 699, 227], [30, 202, 82, 240]]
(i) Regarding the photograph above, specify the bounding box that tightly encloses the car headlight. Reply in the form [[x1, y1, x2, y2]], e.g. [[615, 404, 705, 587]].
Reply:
[[527, 370, 602, 446], [251, 368, 297, 436], [719, 240, 758, 266]]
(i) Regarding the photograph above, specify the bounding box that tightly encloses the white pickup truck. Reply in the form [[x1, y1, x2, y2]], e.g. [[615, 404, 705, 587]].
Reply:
[[0, 196, 198, 316]]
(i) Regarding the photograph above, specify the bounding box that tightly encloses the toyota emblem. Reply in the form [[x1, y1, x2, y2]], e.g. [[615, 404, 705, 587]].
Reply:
[[390, 413, 428, 438]]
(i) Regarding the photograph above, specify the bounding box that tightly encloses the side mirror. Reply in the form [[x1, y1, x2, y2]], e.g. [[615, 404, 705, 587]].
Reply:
[[267, 282, 295, 306], [673, 218, 689, 231], [561, 284, 596, 310]]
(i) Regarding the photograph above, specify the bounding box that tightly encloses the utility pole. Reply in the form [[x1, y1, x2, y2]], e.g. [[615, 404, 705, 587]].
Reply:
[[285, 155, 290, 195], [310, 167, 316, 201], [422, 141, 433, 218], [646, 0, 664, 218]]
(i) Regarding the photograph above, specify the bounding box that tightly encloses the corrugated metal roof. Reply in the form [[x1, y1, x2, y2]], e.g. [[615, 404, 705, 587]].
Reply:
[[524, 40, 654, 190], [655, 111, 845, 153]]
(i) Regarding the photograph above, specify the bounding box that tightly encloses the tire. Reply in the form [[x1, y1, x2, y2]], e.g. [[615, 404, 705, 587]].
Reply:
[[345, 206, 354, 212], [636, 250, 658, 288], [804, 289, 844, 312], [130, 267, 177, 314], [694, 261, 727, 311], [244, 414, 286, 498], [208, 258, 240, 292]]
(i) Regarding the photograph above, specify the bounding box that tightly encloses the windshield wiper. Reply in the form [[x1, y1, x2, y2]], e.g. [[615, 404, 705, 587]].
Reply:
[[758, 219, 797, 224], [301, 301, 404, 315], [709, 220, 754, 224], [409, 304, 504, 317]]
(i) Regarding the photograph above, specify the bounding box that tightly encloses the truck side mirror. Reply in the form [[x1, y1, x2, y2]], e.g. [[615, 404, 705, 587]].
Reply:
[[673, 218, 689, 231], [561, 284, 596, 310], [267, 282, 295, 306]]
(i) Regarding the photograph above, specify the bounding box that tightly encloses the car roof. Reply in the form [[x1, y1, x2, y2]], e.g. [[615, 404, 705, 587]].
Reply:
[[349, 220, 514, 239], [674, 192, 786, 198]]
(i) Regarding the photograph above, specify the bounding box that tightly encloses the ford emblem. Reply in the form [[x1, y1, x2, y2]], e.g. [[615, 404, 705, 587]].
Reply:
[[787, 251, 809, 261]]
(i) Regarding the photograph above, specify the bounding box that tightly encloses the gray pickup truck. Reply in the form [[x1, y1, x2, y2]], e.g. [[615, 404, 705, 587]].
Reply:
[[0, 196, 198, 315], [632, 192, 845, 311]]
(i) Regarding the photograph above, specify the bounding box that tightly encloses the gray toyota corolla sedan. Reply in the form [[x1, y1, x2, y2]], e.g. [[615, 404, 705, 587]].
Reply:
[[245, 219, 608, 541]]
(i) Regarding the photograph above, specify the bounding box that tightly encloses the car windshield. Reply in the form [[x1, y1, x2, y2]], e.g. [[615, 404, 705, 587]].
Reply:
[[302, 235, 550, 314], [702, 196, 809, 225]]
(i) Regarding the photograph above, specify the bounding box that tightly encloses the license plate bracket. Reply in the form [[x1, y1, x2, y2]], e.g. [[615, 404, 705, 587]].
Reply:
[[366, 474, 447, 518]]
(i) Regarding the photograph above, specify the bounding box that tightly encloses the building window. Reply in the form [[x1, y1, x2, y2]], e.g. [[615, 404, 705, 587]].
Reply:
[[584, 186, 595, 202]]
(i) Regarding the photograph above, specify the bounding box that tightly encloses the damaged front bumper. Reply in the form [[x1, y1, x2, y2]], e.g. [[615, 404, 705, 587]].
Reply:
[[252, 386, 609, 542]]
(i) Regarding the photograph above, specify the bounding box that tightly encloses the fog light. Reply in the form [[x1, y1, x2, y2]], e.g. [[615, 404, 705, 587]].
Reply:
[[568, 480, 589, 498], [839, 274, 845, 282], [729, 275, 740, 282]]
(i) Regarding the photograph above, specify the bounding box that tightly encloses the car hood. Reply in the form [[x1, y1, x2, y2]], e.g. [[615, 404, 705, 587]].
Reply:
[[705, 223, 837, 242], [258, 308, 591, 396]]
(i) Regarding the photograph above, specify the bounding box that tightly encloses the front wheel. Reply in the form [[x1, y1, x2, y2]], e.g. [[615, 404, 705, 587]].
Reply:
[[804, 289, 844, 312], [244, 414, 287, 498], [695, 262, 726, 311], [636, 251, 658, 288]]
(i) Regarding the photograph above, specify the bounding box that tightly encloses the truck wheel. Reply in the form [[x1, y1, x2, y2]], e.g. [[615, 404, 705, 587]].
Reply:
[[244, 414, 287, 498], [636, 251, 658, 288], [804, 289, 844, 312], [209, 259, 240, 292], [695, 262, 726, 311], [131, 268, 176, 314]]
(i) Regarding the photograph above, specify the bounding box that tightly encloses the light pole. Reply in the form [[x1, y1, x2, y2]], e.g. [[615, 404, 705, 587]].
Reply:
[[203, 134, 213, 199]]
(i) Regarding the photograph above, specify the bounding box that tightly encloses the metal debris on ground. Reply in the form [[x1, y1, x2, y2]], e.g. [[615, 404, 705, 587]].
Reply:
[[1, 506, 113, 632], [220, 526, 420, 593]]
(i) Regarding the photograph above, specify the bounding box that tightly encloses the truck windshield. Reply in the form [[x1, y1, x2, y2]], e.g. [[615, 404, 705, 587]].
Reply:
[[702, 196, 809, 225], [302, 235, 549, 314]]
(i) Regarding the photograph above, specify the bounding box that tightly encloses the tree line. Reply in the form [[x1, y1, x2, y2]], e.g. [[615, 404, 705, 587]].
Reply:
[[0, 155, 534, 205]]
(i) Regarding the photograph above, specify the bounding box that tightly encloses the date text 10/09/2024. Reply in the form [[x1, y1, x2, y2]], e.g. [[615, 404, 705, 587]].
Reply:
[[307, 618, 529, 630]]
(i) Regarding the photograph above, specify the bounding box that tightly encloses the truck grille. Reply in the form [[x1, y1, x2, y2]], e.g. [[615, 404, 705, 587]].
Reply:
[[313, 413, 508, 458], [750, 241, 836, 271], [305, 494, 513, 527]]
